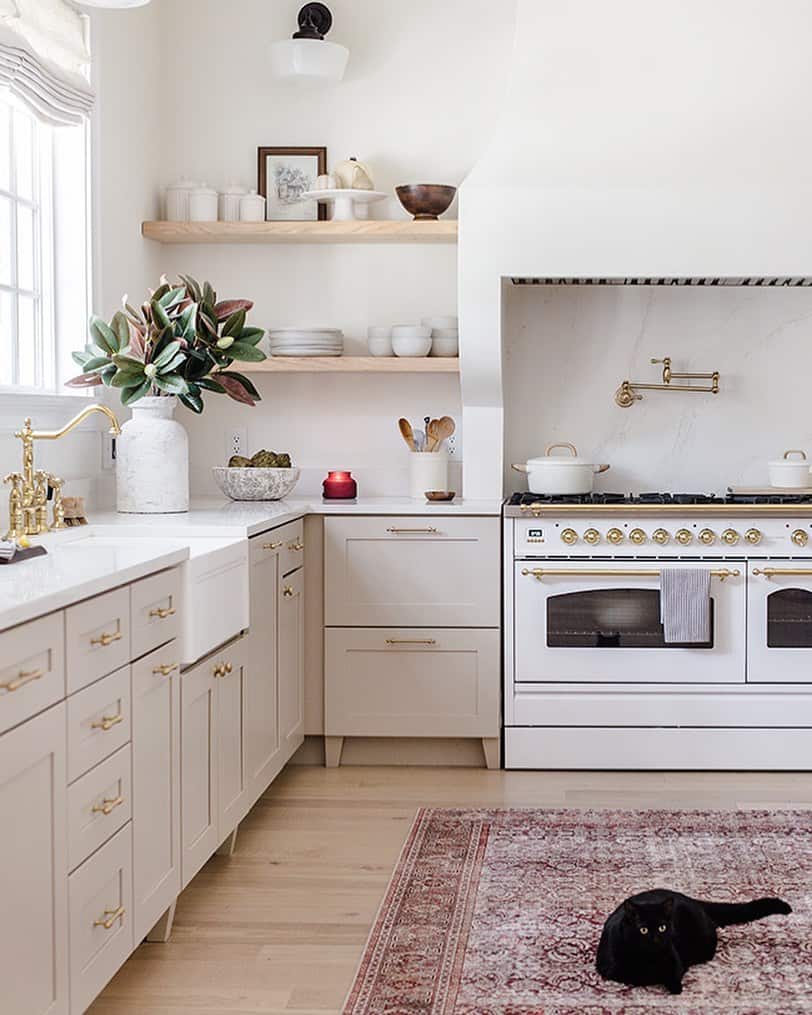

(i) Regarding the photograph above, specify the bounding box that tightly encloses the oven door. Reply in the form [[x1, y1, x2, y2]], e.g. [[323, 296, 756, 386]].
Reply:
[[514, 560, 745, 684], [748, 560, 812, 683]]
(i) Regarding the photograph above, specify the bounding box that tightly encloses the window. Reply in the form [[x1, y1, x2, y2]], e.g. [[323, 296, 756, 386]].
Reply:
[[0, 90, 89, 392]]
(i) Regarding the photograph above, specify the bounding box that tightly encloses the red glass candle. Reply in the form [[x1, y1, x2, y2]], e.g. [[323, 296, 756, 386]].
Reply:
[[322, 470, 357, 500]]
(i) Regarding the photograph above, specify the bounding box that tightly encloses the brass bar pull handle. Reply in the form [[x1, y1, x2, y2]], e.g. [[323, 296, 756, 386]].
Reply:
[[92, 795, 124, 816], [282, 586, 295, 598], [386, 527, 439, 534], [753, 568, 812, 577], [91, 631, 122, 648], [1, 668, 44, 693], [94, 906, 125, 930], [288, 541, 305, 551], [385, 639, 437, 646], [263, 541, 283, 550], [153, 662, 179, 677], [149, 606, 176, 620], [91, 713, 124, 732], [213, 662, 233, 678], [521, 567, 741, 581]]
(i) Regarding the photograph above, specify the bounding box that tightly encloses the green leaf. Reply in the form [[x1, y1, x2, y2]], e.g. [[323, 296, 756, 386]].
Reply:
[[221, 370, 260, 399], [178, 303, 198, 341], [196, 377, 226, 394], [223, 309, 246, 338], [153, 374, 189, 395], [89, 316, 118, 355], [111, 369, 145, 388], [203, 281, 216, 308], [113, 353, 146, 371], [151, 299, 172, 331], [121, 379, 152, 406], [83, 356, 112, 373], [72, 350, 91, 368], [110, 311, 130, 351], [151, 283, 170, 303], [238, 327, 265, 347], [100, 364, 118, 387], [179, 391, 204, 414], [159, 286, 186, 310], [178, 275, 202, 302], [225, 341, 265, 362], [158, 352, 186, 375], [153, 340, 182, 370]]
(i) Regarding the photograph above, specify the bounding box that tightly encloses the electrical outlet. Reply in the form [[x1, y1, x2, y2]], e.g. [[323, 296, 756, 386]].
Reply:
[[447, 434, 461, 458], [226, 427, 247, 460]]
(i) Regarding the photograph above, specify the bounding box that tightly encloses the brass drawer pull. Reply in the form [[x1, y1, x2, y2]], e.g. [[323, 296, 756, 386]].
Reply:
[[152, 662, 179, 677], [213, 662, 233, 678], [263, 541, 283, 550], [753, 567, 812, 577], [90, 631, 122, 648], [92, 795, 124, 816], [386, 527, 438, 534], [282, 586, 295, 598], [0, 668, 44, 693], [288, 541, 304, 551], [91, 713, 124, 732], [149, 606, 176, 620], [94, 906, 125, 930], [385, 638, 437, 646]]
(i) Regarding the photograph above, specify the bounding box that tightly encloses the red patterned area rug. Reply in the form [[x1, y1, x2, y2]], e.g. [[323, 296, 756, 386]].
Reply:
[[343, 808, 812, 1015]]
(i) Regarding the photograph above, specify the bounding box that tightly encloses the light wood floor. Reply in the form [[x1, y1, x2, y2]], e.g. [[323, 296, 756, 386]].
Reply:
[[90, 766, 812, 1015]]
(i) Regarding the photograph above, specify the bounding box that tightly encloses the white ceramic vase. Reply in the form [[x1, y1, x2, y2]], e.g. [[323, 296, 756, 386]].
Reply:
[[116, 396, 189, 514]]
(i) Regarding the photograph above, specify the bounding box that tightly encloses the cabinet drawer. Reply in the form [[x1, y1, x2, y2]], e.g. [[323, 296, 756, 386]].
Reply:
[[0, 611, 65, 735], [69, 823, 133, 1015], [325, 516, 500, 627], [280, 519, 305, 576], [67, 744, 131, 873], [325, 628, 500, 737], [131, 568, 181, 660], [67, 666, 131, 783], [66, 586, 130, 694]]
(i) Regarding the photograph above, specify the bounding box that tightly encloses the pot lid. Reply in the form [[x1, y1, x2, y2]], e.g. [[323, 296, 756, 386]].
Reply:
[[769, 449, 809, 467], [527, 442, 593, 467]]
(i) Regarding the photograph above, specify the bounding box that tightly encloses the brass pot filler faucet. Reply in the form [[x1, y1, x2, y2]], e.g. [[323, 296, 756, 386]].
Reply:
[[4, 404, 121, 542]]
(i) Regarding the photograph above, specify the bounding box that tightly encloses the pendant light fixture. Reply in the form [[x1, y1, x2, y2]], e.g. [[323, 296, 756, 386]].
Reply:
[[269, 3, 349, 85]]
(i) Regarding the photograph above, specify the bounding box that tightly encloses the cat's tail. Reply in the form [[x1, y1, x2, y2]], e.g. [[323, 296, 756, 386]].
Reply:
[[700, 897, 792, 927]]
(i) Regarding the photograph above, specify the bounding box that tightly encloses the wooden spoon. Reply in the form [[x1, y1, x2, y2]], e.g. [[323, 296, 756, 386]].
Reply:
[[427, 416, 455, 452], [398, 417, 417, 451]]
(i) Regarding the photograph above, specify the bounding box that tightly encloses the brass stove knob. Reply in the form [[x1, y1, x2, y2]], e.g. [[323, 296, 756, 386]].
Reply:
[[792, 528, 809, 547], [583, 528, 601, 545], [629, 528, 646, 545], [652, 528, 670, 545], [607, 527, 624, 545], [745, 528, 762, 545], [675, 528, 693, 545], [698, 528, 716, 545], [721, 528, 739, 546], [560, 528, 578, 545]]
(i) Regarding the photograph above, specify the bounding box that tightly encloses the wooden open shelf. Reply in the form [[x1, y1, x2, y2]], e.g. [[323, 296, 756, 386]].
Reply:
[[240, 356, 459, 374], [142, 220, 458, 245]]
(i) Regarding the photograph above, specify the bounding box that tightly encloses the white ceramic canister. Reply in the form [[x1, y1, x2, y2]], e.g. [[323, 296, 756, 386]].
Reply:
[[116, 396, 190, 513], [164, 178, 198, 222], [219, 184, 247, 222], [240, 189, 267, 222], [409, 451, 449, 500], [189, 184, 218, 222]]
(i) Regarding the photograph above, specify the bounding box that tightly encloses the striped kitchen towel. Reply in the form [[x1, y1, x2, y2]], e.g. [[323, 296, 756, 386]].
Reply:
[[660, 567, 711, 644]]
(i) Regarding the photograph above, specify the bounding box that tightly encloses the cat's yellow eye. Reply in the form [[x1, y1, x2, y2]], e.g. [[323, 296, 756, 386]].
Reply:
[[658, 924, 667, 933], [639, 926, 649, 935]]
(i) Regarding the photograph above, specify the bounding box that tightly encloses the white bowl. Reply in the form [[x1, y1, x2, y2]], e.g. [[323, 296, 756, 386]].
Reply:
[[430, 327, 459, 339], [368, 336, 394, 357], [392, 335, 432, 357], [422, 315, 458, 329], [392, 325, 431, 339], [367, 326, 391, 339], [213, 466, 301, 501], [430, 337, 459, 357]]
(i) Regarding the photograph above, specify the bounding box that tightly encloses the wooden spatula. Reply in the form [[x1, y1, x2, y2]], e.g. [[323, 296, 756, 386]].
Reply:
[[398, 418, 417, 451]]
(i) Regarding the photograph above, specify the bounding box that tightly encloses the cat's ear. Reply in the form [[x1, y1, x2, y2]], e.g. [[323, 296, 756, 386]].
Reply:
[[623, 899, 638, 918]]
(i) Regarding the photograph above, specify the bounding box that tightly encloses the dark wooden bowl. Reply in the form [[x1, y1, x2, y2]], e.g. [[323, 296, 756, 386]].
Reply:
[[425, 491, 456, 502], [396, 185, 457, 221]]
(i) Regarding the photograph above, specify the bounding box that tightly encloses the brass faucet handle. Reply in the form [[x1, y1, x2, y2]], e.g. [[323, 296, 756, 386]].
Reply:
[[50, 476, 67, 530]]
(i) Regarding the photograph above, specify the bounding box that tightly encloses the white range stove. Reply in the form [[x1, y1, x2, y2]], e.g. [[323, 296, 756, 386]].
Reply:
[[503, 492, 812, 771]]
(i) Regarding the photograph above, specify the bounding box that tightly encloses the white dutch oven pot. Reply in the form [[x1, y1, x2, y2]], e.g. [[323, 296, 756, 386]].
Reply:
[[768, 450, 812, 489], [512, 443, 610, 495]]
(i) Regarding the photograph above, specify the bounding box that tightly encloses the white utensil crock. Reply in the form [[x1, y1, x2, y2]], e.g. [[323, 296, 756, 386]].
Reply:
[[117, 397, 189, 513], [409, 451, 449, 500], [768, 450, 811, 488]]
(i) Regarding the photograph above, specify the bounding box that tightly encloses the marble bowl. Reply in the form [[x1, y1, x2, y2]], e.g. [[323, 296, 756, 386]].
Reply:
[[213, 466, 301, 501]]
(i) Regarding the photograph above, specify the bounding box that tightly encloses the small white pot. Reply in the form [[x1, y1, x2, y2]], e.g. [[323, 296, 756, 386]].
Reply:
[[512, 442, 610, 495], [409, 451, 449, 500], [117, 396, 189, 514], [769, 450, 812, 488]]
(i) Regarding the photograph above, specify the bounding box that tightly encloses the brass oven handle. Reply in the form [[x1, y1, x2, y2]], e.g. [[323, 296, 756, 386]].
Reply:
[[753, 568, 812, 577], [92, 795, 124, 816], [94, 906, 125, 930], [521, 567, 741, 581], [263, 541, 283, 550], [385, 639, 437, 646], [149, 606, 176, 620], [153, 662, 179, 677], [0, 668, 44, 693], [90, 631, 122, 648], [386, 527, 439, 534], [91, 714, 124, 732]]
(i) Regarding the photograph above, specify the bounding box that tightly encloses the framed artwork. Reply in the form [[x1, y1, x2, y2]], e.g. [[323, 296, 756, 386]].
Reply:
[[258, 146, 327, 221]]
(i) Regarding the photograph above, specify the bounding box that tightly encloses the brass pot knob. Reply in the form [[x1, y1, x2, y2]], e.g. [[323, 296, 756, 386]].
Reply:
[[652, 528, 669, 545], [745, 528, 762, 545], [676, 528, 693, 545], [607, 527, 624, 545], [629, 528, 646, 545], [792, 529, 809, 547], [560, 528, 578, 545], [721, 528, 739, 545], [583, 528, 601, 545], [699, 528, 716, 545]]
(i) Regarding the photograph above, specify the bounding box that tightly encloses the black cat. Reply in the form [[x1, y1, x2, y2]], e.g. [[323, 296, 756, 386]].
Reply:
[[596, 888, 792, 995]]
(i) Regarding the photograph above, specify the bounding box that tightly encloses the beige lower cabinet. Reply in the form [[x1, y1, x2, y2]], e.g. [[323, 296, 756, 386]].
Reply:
[[278, 566, 305, 759], [0, 703, 69, 1015], [216, 637, 250, 836], [180, 653, 219, 888]]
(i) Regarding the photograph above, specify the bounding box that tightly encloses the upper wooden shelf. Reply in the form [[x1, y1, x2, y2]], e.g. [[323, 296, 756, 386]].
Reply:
[[240, 356, 459, 374], [142, 220, 458, 245]]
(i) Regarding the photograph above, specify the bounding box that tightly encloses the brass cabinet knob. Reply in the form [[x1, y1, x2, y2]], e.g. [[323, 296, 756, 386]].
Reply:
[[744, 528, 763, 545], [652, 528, 670, 545], [792, 529, 809, 547], [629, 528, 646, 545], [675, 528, 693, 545], [698, 528, 716, 545], [607, 527, 624, 545], [224, 662, 233, 675], [560, 528, 578, 545], [583, 528, 601, 545], [283, 586, 295, 598], [721, 528, 739, 545]]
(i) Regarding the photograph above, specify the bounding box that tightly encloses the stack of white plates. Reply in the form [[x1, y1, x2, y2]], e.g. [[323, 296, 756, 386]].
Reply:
[[268, 328, 344, 357]]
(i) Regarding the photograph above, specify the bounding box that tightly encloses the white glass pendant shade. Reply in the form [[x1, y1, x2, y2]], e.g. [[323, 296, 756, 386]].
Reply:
[[269, 38, 348, 84]]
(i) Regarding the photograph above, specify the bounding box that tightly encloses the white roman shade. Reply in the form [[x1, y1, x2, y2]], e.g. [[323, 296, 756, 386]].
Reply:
[[0, 0, 93, 125]]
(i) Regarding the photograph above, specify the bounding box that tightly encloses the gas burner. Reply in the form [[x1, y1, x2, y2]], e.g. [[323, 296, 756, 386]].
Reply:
[[635, 493, 725, 505], [508, 492, 628, 506], [726, 492, 812, 505]]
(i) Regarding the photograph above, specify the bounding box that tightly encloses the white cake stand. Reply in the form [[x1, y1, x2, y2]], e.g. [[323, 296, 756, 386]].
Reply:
[[301, 189, 387, 222]]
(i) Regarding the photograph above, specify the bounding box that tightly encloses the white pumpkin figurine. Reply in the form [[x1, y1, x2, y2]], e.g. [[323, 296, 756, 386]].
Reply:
[[333, 157, 374, 191]]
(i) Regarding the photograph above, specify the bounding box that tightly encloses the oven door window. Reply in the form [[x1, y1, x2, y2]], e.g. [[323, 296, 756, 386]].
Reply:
[[766, 588, 812, 648], [547, 589, 715, 649]]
